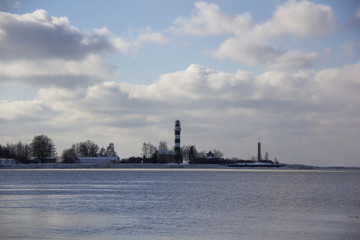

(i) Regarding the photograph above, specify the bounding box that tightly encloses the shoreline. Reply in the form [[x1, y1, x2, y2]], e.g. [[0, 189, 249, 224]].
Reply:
[[0, 163, 228, 170], [1, 163, 359, 170]]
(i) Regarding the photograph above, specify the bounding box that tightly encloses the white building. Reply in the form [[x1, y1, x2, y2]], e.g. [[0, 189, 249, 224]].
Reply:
[[76, 155, 120, 164], [156, 149, 176, 163], [0, 158, 17, 166]]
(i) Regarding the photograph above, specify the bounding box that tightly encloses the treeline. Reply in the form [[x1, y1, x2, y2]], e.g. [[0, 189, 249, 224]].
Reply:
[[137, 141, 277, 164], [0, 141, 31, 163], [137, 141, 224, 163], [62, 141, 116, 163], [0, 135, 117, 164], [141, 141, 223, 159], [1, 136, 278, 165], [0, 135, 56, 163]]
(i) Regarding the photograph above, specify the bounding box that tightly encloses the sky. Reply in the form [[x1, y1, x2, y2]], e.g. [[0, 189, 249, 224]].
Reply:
[[0, 0, 359, 166]]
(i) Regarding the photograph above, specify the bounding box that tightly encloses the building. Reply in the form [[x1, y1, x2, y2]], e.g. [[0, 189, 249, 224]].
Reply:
[[156, 149, 176, 163], [76, 155, 120, 164], [0, 158, 17, 166], [29, 157, 56, 164], [206, 151, 215, 158]]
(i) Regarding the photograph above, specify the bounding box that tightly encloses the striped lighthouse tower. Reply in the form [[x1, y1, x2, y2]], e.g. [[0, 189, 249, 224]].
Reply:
[[174, 120, 182, 163], [257, 141, 262, 161]]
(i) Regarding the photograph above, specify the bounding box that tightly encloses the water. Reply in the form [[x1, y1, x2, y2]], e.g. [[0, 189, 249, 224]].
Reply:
[[0, 169, 359, 240]]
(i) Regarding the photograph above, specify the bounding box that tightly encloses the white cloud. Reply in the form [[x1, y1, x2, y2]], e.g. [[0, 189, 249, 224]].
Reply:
[[255, 69, 317, 102], [214, 39, 284, 66], [6, 61, 356, 122], [120, 64, 255, 103], [0, 10, 128, 87], [315, 61, 360, 103], [0, 99, 48, 121], [170, 1, 252, 36], [214, 39, 319, 70], [0, 10, 130, 61], [0, 54, 115, 87], [171, 1, 335, 70], [259, 0, 335, 38], [171, 0, 335, 38], [0, 10, 168, 88], [136, 26, 168, 44], [268, 50, 319, 70], [90, 27, 130, 53]]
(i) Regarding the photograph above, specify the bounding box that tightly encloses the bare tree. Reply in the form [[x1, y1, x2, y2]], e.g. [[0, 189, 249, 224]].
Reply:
[[106, 143, 116, 156], [189, 146, 197, 162], [181, 145, 190, 162], [99, 147, 106, 156], [142, 142, 157, 158], [158, 141, 168, 151], [197, 150, 206, 158], [182, 145, 198, 163], [30, 135, 56, 162], [61, 144, 77, 163], [15, 141, 31, 163], [0, 142, 30, 163], [75, 140, 99, 157], [212, 149, 224, 158]]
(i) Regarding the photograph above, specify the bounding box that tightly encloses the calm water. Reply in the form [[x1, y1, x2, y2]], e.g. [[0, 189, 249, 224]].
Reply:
[[0, 169, 359, 240]]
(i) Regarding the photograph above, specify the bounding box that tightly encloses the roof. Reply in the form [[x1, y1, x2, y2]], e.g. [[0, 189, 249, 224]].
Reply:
[[77, 155, 120, 161], [157, 150, 174, 155]]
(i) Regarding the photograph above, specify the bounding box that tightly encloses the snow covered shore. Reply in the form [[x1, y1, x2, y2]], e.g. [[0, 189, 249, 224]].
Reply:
[[0, 163, 226, 169], [1, 163, 359, 170]]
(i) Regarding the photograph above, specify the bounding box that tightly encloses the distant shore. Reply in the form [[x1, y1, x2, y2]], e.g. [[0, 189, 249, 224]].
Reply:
[[1, 163, 359, 170], [0, 163, 226, 169]]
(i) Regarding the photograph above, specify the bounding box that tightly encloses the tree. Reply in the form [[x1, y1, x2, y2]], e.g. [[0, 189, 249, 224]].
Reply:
[[181, 145, 191, 162], [189, 146, 197, 162], [0, 142, 30, 163], [30, 135, 56, 162], [197, 150, 206, 158], [181, 145, 198, 163], [0, 143, 13, 158], [15, 141, 30, 163], [4, 143, 14, 158], [61, 145, 77, 163], [75, 140, 99, 157], [158, 141, 168, 151], [99, 147, 106, 156], [212, 149, 224, 158], [105, 143, 116, 156], [142, 142, 157, 158]]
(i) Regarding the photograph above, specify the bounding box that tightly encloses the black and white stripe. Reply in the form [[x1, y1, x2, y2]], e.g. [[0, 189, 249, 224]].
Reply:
[[174, 120, 181, 158]]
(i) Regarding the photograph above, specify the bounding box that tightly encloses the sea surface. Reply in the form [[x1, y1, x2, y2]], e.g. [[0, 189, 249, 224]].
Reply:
[[0, 168, 359, 240]]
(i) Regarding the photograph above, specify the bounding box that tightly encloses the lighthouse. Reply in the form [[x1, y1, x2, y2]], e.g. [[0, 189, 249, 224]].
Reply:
[[174, 120, 182, 163], [257, 141, 262, 161]]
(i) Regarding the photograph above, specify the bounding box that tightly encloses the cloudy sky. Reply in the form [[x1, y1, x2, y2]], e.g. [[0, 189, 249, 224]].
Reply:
[[0, 0, 359, 166]]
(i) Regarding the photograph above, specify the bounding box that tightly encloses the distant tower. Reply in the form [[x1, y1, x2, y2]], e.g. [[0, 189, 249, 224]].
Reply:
[[257, 141, 262, 161], [174, 120, 182, 163]]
